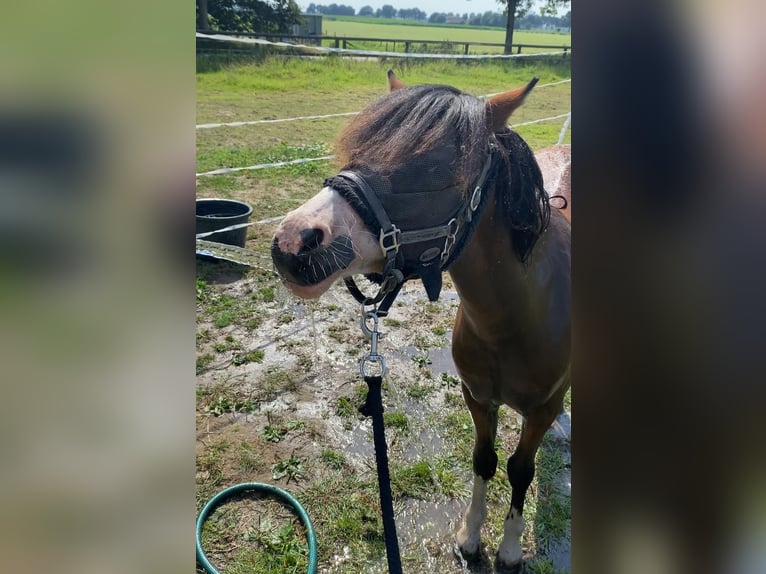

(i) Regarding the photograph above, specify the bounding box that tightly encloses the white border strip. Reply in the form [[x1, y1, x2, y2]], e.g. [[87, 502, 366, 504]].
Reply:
[[513, 112, 571, 128], [197, 112, 359, 129], [196, 155, 335, 177], [195, 112, 570, 177], [557, 113, 572, 145], [197, 80, 571, 130]]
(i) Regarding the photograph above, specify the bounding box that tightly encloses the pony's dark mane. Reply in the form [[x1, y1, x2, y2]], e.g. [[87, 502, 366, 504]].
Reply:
[[493, 128, 551, 263], [335, 84, 550, 263], [336, 84, 490, 189]]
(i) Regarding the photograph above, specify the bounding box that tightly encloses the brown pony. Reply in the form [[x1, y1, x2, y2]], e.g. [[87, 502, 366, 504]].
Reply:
[[271, 72, 571, 572]]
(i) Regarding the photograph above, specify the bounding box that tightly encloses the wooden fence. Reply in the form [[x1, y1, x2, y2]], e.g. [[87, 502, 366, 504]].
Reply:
[[197, 31, 571, 56]]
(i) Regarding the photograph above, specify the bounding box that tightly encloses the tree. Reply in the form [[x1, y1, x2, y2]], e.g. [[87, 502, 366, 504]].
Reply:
[[197, 0, 210, 31], [429, 12, 446, 24], [501, 0, 569, 54], [358, 5, 374, 17], [376, 4, 397, 19], [200, 0, 302, 33]]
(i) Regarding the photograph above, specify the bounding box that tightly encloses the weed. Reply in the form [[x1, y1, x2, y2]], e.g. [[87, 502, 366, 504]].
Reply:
[[196, 353, 214, 374], [272, 454, 306, 484], [213, 310, 237, 329], [320, 448, 346, 470], [232, 349, 265, 365], [405, 382, 433, 401], [198, 382, 259, 416], [237, 441, 263, 474], [431, 325, 446, 336], [413, 332, 436, 350], [259, 286, 276, 302], [391, 461, 435, 499], [277, 310, 295, 325], [261, 367, 299, 394], [196, 278, 209, 303], [285, 420, 304, 432], [263, 424, 287, 443], [440, 372, 460, 387], [434, 456, 469, 498], [444, 391, 464, 407], [334, 396, 357, 419], [443, 411, 474, 442], [327, 323, 349, 343], [412, 354, 431, 368], [527, 558, 559, 574], [196, 329, 210, 346], [383, 411, 409, 433], [296, 354, 313, 371]]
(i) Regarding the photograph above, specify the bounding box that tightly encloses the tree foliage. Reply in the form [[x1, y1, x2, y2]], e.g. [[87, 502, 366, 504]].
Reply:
[[306, 3, 355, 16], [198, 0, 302, 33], [376, 4, 397, 19]]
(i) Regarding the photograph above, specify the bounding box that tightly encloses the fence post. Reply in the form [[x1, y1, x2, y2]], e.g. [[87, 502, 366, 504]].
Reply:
[[464, 43, 469, 55], [342, 39, 347, 49], [334, 38, 339, 49], [517, 45, 522, 54]]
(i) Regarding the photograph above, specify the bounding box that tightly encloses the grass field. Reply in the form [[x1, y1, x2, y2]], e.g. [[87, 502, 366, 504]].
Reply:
[[196, 56, 571, 574], [319, 19, 571, 55]]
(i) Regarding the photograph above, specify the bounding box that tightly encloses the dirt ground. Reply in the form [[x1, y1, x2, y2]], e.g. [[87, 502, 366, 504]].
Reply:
[[196, 250, 571, 574]]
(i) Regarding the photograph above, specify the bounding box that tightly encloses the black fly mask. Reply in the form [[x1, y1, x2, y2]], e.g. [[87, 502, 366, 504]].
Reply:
[[324, 144, 497, 311]]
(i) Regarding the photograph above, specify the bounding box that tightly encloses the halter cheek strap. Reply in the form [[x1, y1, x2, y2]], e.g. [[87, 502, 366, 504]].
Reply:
[[335, 170, 404, 306]]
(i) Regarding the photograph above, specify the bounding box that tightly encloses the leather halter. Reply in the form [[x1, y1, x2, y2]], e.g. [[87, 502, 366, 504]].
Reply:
[[326, 145, 498, 314]]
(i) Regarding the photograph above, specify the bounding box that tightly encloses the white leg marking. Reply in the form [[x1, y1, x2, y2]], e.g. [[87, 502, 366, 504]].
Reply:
[[497, 506, 525, 567], [456, 475, 488, 555]]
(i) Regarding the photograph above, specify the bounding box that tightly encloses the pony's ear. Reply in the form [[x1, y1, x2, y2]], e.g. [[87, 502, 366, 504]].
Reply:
[[486, 77, 539, 132], [387, 69, 406, 91]]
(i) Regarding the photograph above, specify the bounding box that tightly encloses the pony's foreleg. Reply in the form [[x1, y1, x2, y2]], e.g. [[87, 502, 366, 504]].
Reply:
[[496, 405, 561, 571], [456, 383, 499, 557]]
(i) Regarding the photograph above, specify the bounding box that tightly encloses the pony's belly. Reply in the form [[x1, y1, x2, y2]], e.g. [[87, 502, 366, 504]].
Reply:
[[454, 345, 570, 415]]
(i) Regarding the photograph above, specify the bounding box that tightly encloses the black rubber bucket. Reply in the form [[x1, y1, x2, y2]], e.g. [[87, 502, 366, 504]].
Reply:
[[196, 198, 253, 248]]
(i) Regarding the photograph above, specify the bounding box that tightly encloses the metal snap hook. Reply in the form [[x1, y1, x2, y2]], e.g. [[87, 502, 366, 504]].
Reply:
[[360, 354, 387, 379]]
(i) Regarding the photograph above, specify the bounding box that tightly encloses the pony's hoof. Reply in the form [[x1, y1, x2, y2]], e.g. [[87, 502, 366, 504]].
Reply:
[[494, 556, 525, 573], [453, 541, 481, 562]]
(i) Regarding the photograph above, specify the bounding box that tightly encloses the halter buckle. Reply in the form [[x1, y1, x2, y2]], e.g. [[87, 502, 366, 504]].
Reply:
[[440, 218, 460, 264], [470, 185, 482, 211], [379, 225, 401, 255]]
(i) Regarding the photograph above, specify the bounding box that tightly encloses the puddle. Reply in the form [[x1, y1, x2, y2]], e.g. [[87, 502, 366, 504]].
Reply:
[[391, 343, 459, 379], [397, 498, 464, 546]]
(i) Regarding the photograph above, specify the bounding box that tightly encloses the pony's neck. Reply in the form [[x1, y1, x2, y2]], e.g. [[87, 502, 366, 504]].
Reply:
[[447, 198, 532, 330]]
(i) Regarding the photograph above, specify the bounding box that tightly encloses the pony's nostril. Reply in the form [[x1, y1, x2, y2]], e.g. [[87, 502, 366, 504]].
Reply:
[[299, 227, 324, 253]]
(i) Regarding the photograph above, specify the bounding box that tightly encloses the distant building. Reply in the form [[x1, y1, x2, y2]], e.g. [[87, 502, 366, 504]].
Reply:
[[292, 14, 322, 44]]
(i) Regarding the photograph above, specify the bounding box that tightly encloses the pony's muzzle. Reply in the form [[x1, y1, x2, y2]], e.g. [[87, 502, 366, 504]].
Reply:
[[271, 234, 356, 287]]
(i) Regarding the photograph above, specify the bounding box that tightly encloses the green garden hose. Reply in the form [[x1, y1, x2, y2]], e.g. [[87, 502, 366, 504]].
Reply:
[[196, 482, 318, 574]]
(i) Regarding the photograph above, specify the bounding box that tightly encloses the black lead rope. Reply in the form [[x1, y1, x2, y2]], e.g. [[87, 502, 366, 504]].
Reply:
[[358, 375, 402, 574], [357, 310, 402, 574]]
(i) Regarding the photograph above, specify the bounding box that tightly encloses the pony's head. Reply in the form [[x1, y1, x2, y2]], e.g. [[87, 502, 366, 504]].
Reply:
[[271, 72, 538, 299]]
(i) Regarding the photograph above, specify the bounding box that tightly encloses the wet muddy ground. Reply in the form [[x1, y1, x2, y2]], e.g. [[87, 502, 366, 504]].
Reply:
[[196, 260, 570, 574]]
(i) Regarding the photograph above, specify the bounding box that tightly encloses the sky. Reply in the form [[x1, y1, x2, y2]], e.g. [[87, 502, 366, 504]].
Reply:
[[297, 0, 565, 18]]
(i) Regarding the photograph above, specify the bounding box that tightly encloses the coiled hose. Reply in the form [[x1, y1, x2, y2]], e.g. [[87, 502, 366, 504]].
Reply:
[[196, 482, 318, 574]]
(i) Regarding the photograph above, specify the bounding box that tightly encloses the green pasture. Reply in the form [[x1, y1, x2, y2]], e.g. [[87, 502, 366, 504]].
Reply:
[[320, 19, 571, 55], [197, 57, 571, 182]]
